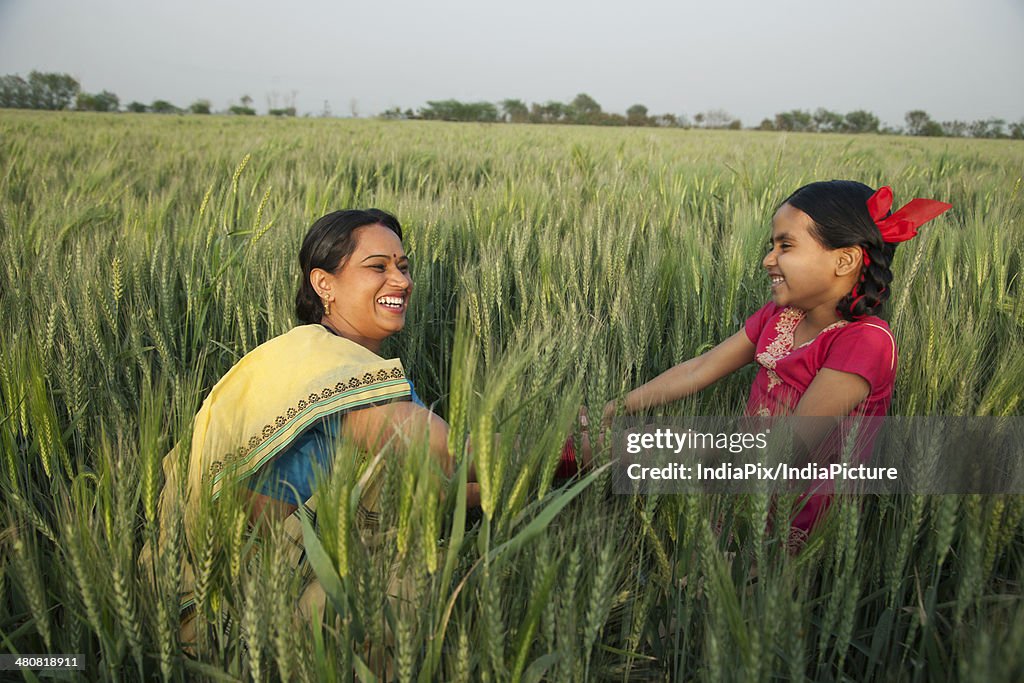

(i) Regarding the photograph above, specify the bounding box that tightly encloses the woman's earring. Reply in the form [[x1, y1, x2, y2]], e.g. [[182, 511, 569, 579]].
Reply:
[[322, 297, 330, 316]]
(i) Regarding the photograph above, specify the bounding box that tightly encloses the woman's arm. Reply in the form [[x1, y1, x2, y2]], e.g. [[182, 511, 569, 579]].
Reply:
[[248, 401, 480, 526], [342, 401, 482, 508], [602, 329, 756, 425]]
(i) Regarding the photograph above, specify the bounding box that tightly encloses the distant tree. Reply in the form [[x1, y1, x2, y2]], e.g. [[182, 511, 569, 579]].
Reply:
[[813, 108, 843, 133], [126, 101, 148, 113], [419, 99, 498, 122], [530, 101, 568, 124], [150, 100, 180, 114], [268, 107, 296, 117], [968, 118, 1007, 139], [728, 119, 742, 130], [701, 109, 737, 129], [0, 71, 83, 109], [654, 113, 681, 127], [228, 105, 256, 116], [75, 90, 119, 112], [468, 101, 499, 123], [98, 90, 120, 111], [27, 71, 79, 109], [774, 109, 814, 132], [966, 119, 989, 137], [842, 110, 879, 134], [905, 110, 937, 136], [626, 103, 650, 126], [569, 93, 602, 124], [758, 118, 776, 131], [940, 120, 967, 137], [0, 75, 32, 108], [189, 99, 212, 114], [597, 112, 626, 126], [500, 98, 529, 123], [418, 100, 445, 120], [379, 107, 405, 120], [240, 94, 253, 109], [1010, 120, 1024, 140]]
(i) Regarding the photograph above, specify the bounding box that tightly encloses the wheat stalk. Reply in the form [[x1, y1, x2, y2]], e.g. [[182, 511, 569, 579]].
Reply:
[[11, 532, 52, 650]]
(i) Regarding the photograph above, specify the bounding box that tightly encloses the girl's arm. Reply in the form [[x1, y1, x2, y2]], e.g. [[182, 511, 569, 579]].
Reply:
[[792, 368, 869, 417], [786, 368, 871, 465], [602, 329, 756, 425]]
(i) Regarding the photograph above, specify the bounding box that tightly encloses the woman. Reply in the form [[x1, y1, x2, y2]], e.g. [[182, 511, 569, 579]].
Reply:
[[146, 208, 479, 643]]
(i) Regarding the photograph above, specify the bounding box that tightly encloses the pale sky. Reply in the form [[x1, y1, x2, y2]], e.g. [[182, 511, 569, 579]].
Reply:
[[1, 0, 1022, 127]]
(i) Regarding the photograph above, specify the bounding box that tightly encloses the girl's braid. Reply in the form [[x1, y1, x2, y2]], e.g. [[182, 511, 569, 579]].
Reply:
[[837, 241, 895, 321]]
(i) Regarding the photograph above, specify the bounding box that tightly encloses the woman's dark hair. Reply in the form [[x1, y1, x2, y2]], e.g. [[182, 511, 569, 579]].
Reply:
[[782, 180, 894, 321], [295, 209, 403, 324]]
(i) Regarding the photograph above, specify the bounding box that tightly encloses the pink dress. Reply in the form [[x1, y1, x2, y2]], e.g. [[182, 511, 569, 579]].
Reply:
[[743, 303, 898, 532]]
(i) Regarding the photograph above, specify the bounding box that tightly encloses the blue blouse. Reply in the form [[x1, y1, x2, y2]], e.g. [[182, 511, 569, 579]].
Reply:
[[249, 382, 425, 505]]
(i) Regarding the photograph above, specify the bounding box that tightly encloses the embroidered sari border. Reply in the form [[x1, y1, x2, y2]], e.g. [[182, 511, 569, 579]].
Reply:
[[208, 375, 411, 497]]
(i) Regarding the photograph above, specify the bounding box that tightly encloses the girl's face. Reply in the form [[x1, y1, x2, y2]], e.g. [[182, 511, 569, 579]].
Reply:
[[315, 223, 413, 352], [763, 203, 854, 313]]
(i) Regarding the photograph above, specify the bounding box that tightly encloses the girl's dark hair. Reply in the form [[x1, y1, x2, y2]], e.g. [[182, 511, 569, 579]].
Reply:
[[295, 209, 403, 324], [782, 180, 894, 321]]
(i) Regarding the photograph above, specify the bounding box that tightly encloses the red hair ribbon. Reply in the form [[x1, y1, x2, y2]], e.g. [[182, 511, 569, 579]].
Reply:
[[866, 186, 953, 243], [861, 251, 872, 269]]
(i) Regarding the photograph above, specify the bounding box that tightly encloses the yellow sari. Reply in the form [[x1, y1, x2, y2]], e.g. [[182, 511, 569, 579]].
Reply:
[[143, 324, 413, 633]]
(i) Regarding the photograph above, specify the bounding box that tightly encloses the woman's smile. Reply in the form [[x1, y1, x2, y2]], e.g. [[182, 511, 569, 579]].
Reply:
[[376, 292, 408, 313]]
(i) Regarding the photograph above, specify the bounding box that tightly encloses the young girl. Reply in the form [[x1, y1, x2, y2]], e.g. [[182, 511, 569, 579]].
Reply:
[[602, 180, 952, 532]]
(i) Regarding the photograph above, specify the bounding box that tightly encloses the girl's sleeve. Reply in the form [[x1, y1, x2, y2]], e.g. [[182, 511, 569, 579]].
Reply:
[[745, 302, 780, 344], [821, 324, 897, 396]]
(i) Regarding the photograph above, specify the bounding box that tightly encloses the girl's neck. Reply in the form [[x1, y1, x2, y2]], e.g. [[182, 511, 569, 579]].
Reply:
[[805, 305, 841, 327], [795, 300, 844, 333]]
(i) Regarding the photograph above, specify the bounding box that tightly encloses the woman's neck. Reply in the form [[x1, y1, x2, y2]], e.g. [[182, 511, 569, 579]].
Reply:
[[319, 318, 381, 355]]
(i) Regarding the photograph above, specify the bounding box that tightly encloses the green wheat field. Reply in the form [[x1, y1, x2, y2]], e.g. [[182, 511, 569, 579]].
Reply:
[[1, 110, 1022, 681]]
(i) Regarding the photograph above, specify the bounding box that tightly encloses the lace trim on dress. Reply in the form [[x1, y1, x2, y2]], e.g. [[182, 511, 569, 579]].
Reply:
[[755, 307, 848, 393]]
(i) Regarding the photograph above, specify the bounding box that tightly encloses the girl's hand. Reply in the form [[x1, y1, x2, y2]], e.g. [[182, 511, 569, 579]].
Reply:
[[597, 398, 622, 453], [557, 407, 594, 478], [578, 406, 592, 470], [600, 399, 619, 432]]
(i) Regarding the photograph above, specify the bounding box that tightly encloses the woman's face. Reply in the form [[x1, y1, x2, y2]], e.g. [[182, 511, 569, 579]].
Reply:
[[316, 223, 413, 351]]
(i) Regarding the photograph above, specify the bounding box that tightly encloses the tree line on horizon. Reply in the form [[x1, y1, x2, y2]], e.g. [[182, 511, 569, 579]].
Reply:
[[1, 71, 1021, 140]]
